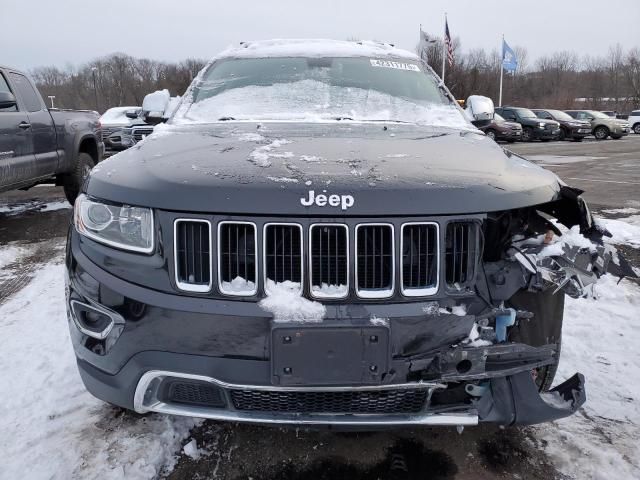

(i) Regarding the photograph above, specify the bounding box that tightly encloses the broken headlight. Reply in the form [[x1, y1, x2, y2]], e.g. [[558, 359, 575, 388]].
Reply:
[[74, 194, 154, 253]]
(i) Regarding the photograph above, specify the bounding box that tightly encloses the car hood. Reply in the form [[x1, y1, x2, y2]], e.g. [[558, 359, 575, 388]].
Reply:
[[503, 121, 522, 129], [86, 123, 562, 216]]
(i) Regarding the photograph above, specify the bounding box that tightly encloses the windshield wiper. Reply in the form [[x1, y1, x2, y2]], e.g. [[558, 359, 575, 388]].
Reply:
[[218, 116, 236, 121]]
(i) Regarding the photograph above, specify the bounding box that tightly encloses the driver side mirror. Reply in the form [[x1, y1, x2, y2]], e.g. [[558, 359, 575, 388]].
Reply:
[[465, 95, 494, 128], [125, 109, 139, 119], [0, 91, 17, 109], [143, 111, 166, 126]]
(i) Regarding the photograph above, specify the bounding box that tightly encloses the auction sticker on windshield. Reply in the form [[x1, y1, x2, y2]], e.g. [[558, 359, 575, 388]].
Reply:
[[370, 59, 420, 71]]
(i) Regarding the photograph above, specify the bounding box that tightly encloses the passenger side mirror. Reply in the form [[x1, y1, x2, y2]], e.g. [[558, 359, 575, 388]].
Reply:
[[465, 95, 494, 128], [125, 110, 139, 119], [143, 111, 166, 126], [0, 91, 17, 109]]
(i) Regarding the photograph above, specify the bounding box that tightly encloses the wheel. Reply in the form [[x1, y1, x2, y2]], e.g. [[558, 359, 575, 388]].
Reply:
[[485, 129, 497, 141], [594, 125, 609, 140], [634, 124, 640, 134], [611, 135, 622, 140], [63, 152, 96, 204], [507, 288, 564, 392], [522, 127, 534, 142], [558, 129, 566, 141]]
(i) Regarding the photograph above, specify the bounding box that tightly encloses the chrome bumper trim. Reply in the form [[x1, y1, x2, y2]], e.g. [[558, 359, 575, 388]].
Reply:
[[133, 370, 479, 426]]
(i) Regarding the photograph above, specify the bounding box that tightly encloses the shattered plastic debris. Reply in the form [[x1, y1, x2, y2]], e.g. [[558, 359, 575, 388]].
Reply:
[[439, 305, 467, 316], [259, 280, 326, 322], [183, 439, 203, 460], [463, 323, 493, 347]]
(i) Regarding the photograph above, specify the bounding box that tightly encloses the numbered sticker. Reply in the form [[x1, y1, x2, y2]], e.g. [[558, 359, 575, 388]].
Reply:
[[370, 59, 420, 71]]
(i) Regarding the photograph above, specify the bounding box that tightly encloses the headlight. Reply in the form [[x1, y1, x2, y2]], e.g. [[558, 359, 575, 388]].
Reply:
[[74, 194, 154, 253], [538, 122, 545, 128]]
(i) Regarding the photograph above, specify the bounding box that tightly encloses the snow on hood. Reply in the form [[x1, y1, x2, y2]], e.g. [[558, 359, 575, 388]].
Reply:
[[215, 39, 419, 61], [259, 280, 326, 322]]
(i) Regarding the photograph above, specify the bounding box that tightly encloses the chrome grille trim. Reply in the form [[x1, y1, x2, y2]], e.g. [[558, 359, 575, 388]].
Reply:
[[263, 223, 304, 294], [173, 219, 213, 293], [354, 223, 395, 299], [309, 223, 349, 299], [400, 222, 440, 297], [445, 221, 479, 291], [217, 221, 258, 296]]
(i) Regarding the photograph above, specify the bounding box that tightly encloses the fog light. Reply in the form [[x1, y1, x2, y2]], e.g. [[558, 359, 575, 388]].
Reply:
[[70, 300, 121, 339]]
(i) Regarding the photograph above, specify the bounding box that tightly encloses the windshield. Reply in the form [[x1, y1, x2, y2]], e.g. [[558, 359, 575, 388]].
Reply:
[[494, 113, 505, 122], [546, 110, 573, 121], [514, 108, 537, 118], [173, 57, 469, 128], [589, 111, 610, 119]]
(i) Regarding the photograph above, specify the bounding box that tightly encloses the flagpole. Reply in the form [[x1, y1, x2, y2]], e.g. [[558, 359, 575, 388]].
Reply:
[[498, 34, 504, 107], [441, 13, 447, 83]]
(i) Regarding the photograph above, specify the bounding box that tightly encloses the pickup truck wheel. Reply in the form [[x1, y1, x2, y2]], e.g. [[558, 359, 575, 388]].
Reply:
[[63, 152, 95, 204], [507, 288, 564, 392], [594, 126, 609, 140], [522, 127, 533, 142], [634, 124, 640, 134]]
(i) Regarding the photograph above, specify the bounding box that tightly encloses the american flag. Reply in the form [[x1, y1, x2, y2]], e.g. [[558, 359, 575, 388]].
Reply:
[[444, 19, 454, 66]]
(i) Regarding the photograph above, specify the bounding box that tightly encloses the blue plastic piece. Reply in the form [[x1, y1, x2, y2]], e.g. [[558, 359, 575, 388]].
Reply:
[[495, 308, 516, 342]]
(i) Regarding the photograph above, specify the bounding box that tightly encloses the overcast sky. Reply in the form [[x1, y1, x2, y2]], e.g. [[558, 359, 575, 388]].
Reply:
[[2, 0, 639, 71]]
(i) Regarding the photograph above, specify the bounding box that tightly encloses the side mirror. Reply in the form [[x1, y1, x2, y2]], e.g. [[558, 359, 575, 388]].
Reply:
[[0, 91, 17, 109], [125, 110, 139, 119], [465, 95, 494, 128], [143, 111, 166, 126]]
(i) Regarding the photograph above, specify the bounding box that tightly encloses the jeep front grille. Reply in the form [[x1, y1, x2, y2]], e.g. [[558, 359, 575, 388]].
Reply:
[[218, 222, 257, 296], [445, 222, 478, 291], [230, 388, 428, 414], [264, 224, 303, 289], [401, 223, 439, 296], [310, 224, 348, 298], [355, 224, 394, 298], [174, 219, 212, 292]]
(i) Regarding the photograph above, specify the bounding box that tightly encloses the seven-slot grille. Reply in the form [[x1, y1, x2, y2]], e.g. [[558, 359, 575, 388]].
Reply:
[[310, 224, 349, 298], [174, 219, 212, 292], [264, 224, 303, 288], [173, 220, 479, 297], [356, 224, 394, 298], [401, 223, 439, 296], [218, 222, 257, 295], [445, 222, 478, 290]]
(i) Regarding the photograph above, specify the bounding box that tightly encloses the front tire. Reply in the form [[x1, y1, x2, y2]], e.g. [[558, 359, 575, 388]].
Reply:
[[558, 129, 566, 141], [485, 129, 497, 141], [508, 288, 564, 392], [594, 126, 609, 140], [522, 127, 534, 142], [634, 124, 640, 134], [63, 152, 96, 204]]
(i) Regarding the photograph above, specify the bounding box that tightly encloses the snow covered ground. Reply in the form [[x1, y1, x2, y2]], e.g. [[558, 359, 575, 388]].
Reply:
[[0, 213, 638, 479]]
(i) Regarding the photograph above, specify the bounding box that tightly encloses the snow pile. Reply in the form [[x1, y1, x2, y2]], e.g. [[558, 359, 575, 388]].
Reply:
[[438, 305, 468, 316], [179, 79, 469, 129], [267, 176, 299, 183], [535, 274, 640, 479], [0, 200, 70, 215], [216, 39, 419, 61], [597, 216, 640, 248], [0, 244, 25, 270], [0, 260, 202, 479], [248, 138, 292, 167], [311, 283, 348, 298], [370, 316, 390, 327], [259, 280, 325, 323], [464, 323, 493, 347], [221, 276, 256, 294], [538, 225, 597, 258]]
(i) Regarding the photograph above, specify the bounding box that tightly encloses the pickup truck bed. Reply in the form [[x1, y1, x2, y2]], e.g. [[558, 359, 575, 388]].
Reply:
[[0, 65, 103, 203]]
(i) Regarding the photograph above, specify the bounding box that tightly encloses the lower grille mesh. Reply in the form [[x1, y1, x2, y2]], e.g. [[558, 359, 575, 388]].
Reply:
[[165, 381, 225, 407], [230, 389, 428, 414]]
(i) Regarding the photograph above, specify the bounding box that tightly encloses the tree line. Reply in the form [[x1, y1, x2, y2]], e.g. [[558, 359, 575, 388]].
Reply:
[[31, 42, 640, 113], [419, 39, 639, 112]]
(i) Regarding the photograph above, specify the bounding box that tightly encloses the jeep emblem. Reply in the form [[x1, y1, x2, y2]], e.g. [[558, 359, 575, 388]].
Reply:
[[300, 190, 354, 210]]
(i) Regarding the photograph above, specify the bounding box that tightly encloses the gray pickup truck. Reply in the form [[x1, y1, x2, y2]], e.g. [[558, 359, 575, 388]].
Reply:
[[0, 65, 103, 203]]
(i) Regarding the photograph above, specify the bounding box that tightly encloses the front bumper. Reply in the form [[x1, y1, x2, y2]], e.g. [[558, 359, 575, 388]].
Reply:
[[534, 127, 561, 140], [66, 231, 586, 427]]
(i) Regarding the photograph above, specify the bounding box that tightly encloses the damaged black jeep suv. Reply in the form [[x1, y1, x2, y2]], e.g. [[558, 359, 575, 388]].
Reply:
[[66, 40, 632, 428]]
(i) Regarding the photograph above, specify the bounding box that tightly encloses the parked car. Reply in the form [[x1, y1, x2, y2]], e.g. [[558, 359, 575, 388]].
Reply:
[[532, 109, 591, 141], [0, 65, 103, 203], [565, 110, 630, 140], [99, 106, 141, 153], [628, 110, 640, 134], [494, 106, 561, 141], [478, 113, 522, 142], [66, 39, 631, 429]]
